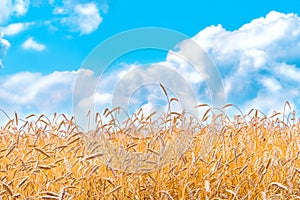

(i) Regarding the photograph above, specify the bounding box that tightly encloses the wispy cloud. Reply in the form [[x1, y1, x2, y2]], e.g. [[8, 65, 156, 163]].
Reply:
[[1, 22, 33, 36], [0, 0, 107, 36], [14, 0, 30, 16], [22, 37, 46, 51]]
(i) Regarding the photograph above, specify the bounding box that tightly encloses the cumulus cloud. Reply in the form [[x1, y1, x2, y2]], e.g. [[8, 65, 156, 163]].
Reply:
[[53, 2, 103, 35], [1, 10, 300, 125], [0, 0, 30, 24], [83, 11, 300, 117], [22, 37, 46, 51], [72, 3, 102, 35], [191, 11, 300, 115], [0, 69, 94, 125]]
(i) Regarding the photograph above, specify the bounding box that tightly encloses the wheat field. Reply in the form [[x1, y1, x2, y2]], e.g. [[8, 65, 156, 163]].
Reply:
[[0, 103, 300, 199]]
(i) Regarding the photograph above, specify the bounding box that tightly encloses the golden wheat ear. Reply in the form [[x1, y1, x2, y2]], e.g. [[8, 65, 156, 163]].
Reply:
[[0, 107, 10, 120]]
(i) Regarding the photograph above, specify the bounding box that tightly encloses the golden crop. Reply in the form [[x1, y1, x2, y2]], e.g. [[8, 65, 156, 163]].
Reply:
[[0, 103, 299, 199]]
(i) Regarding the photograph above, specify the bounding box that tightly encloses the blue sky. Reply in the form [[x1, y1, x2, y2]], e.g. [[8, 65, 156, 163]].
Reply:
[[0, 0, 300, 124]]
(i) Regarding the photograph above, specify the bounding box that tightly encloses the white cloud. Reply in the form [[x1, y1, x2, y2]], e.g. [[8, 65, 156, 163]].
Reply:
[[53, 2, 103, 35], [22, 37, 46, 51], [0, 32, 11, 52], [1, 22, 33, 36], [78, 92, 112, 111], [0, 0, 12, 23], [73, 3, 102, 35], [89, 10, 300, 117], [260, 78, 282, 92], [191, 11, 300, 115], [81, 62, 201, 119], [53, 7, 66, 15], [62, 3, 102, 35], [1, 10, 300, 125], [273, 63, 300, 82], [0, 60, 4, 69], [14, 0, 30, 16], [0, 0, 30, 24], [0, 69, 93, 125], [194, 11, 300, 63], [0, 31, 11, 68]]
